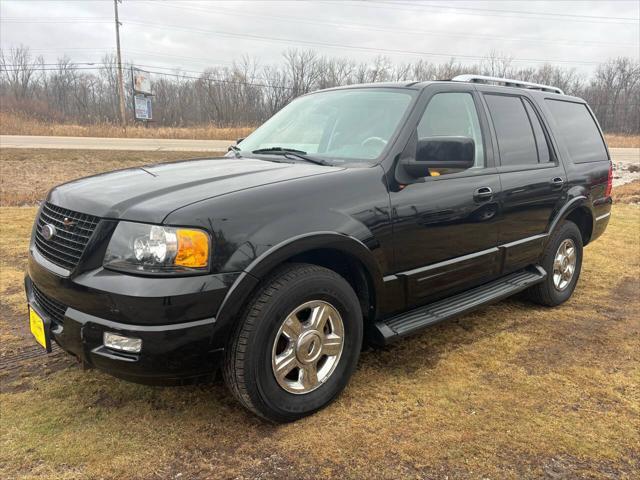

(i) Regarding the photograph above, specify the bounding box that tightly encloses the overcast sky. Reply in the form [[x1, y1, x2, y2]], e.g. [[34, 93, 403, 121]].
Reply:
[[1, 0, 638, 78]]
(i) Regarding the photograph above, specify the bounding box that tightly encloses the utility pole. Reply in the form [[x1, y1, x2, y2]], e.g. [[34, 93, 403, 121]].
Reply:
[[114, 0, 127, 126]]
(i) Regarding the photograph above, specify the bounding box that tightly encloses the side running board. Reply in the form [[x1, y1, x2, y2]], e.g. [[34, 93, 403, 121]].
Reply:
[[372, 266, 546, 345]]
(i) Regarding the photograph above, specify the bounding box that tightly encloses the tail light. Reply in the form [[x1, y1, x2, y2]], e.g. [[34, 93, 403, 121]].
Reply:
[[605, 161, 613, 197]]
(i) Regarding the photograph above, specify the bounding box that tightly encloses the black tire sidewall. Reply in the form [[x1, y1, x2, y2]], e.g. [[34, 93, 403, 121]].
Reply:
[[541, 222, 583, 304], [247, 268, 362, 421]]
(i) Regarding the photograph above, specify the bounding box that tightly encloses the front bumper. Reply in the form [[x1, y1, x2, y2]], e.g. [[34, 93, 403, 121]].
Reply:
[[25, 251, 241, 385]]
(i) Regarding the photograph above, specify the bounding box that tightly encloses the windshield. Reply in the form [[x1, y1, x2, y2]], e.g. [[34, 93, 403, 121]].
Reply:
[[237, 88, 416, 163]]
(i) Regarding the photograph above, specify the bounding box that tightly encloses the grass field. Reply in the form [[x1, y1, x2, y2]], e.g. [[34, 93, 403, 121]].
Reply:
[[0, 112, 254, 142], [2, 111, 639, 148], [0, 149, 639, 479]]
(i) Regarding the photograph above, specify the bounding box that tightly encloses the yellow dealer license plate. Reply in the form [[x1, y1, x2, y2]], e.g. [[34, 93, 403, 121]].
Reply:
[[29, 306, 50, 351]]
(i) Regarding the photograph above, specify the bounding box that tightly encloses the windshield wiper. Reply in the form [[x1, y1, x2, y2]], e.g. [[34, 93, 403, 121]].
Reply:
[[228, 144, 241, 158], [251, 147, 331, 166]]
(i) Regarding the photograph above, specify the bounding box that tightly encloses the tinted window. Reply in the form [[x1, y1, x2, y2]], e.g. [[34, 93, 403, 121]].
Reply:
[[545, 99, 608, 163], [485, 94, 538, 166], [524, 100, 551, 163], [417, 92, 484, 169]]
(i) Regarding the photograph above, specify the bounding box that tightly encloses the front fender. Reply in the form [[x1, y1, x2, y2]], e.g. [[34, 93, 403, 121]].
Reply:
[[214, 231, 384, 339], [163, 165, 392, 337], [245, 231, 383, 284]]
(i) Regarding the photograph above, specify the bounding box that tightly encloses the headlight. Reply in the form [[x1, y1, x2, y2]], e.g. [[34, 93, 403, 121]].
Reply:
[[104, 221, 210, 274]]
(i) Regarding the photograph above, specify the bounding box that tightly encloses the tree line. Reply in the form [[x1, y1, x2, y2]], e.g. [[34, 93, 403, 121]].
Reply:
[[1, 46, 638, 133]]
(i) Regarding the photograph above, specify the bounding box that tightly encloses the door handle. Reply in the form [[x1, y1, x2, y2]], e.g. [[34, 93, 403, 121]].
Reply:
[[550, 177, 565, 188], [474, 186, 493, 201]]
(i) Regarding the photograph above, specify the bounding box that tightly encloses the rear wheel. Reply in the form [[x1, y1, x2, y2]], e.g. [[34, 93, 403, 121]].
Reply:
[[528, 221, 583, 306], [223, 263, 362, 422]]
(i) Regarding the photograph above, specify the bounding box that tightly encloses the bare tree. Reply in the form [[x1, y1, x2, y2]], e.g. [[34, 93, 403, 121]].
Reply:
[[1, 47, 638, 133], [0, 45, 43, 100]]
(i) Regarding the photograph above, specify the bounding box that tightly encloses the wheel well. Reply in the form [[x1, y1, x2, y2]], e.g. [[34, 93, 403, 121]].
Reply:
[[565, 207, 593, 245], [287, 248, 375, 323]]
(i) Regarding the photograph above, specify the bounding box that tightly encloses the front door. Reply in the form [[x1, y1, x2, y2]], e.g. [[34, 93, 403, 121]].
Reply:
[[389, 85, 502, 308]]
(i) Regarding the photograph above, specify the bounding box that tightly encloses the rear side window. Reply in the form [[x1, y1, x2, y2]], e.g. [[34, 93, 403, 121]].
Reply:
[[545, 100, 608, 163], [485, 94, 538, 166], [523, 100, 551, 163]]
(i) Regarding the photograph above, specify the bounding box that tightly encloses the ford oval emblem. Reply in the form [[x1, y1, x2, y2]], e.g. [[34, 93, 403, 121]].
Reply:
[[41, 224, 57, 241]]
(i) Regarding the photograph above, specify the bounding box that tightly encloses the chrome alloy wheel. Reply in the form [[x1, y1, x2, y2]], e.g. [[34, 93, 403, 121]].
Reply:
[[271, 300, 345, 394], [553, 239, 577, 291]]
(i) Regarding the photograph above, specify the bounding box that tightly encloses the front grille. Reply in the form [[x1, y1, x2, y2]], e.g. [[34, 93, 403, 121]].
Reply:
[[32, 283, 67, 325], [34, 202, 100, 271]]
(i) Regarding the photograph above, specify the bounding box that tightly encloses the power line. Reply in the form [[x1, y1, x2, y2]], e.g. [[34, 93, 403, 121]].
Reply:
[[0, 47, 242, 73], [1, 17, 112, 23], [358, 0, 640, 25], [3, 7, 635, 46], [138, 0, 636, 48], [0, 64, 294, 90], [123, 18, 607, 66], [0, 66, 113, 71]]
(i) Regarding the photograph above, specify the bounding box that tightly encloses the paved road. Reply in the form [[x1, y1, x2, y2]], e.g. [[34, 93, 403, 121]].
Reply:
[[0, 135, 233, 152], [1, 135, 638, 162]]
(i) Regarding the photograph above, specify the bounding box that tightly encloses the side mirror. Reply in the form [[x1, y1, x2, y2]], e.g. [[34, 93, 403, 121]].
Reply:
[[400, 136, 475, 178]]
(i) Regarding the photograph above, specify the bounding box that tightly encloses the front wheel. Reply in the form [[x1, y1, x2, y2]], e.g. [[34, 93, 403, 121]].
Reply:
[[528, 220, 583, 306], [223, 263, 363, 422]]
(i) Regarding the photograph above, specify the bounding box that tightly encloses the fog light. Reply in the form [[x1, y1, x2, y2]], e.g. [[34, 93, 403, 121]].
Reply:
[[103, 332, 142, 353]]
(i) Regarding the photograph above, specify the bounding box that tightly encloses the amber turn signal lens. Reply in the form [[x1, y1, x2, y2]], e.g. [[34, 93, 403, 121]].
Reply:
[[174, 229, 209, 268]]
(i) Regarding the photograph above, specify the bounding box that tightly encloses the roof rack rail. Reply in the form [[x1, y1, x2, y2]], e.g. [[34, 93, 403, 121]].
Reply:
[[452, 74, 565, 95]]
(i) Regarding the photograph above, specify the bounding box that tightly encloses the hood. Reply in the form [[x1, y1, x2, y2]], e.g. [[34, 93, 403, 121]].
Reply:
[[48, 156, 342, 224]]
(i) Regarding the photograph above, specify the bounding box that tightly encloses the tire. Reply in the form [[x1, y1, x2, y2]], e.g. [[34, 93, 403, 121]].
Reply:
[[528, 220, 583, 306], [223, 263, 363, 423]]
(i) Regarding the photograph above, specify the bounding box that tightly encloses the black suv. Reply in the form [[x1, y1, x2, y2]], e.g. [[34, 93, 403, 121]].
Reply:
[[25, 75, 613, 422]]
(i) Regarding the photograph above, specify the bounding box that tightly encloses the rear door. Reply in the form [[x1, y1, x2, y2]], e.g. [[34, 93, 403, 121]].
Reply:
[[478, 88, 567, 273], [389, 84, 502, 308]]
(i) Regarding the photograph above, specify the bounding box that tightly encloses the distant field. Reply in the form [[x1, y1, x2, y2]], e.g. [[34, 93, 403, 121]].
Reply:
[[605, 134, 640, 148], [1, 111, 638, 147], [0, 149, 211, 206]]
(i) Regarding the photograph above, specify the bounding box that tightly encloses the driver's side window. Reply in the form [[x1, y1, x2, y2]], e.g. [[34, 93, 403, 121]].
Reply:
[[417, 92, 485, 175]]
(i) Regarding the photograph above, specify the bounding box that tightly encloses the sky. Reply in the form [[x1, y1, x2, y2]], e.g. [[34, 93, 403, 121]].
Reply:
[[1, 0, 639, 78]]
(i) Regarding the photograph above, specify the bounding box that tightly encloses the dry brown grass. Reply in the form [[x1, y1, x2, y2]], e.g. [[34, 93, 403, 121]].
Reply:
[[0, 111, 254, 141], [604, 134, 640, 148], [0, 149, 215, 206], [0, 154, 638, 479], [613, 180, 640, 204]]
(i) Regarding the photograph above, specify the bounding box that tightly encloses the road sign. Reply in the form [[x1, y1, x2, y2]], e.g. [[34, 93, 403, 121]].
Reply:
[[132, 68, 152, 95], [134, 94, 152, 120]]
